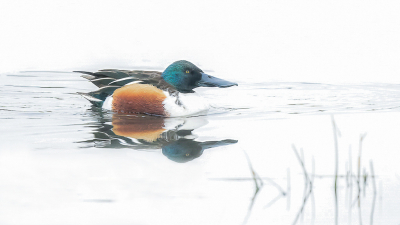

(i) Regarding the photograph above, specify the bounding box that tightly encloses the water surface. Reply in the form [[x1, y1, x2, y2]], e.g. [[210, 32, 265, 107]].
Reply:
[[1, 72, 400, 224]]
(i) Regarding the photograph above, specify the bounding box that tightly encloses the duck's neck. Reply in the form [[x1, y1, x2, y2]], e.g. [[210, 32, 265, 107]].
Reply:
[[159, 79, 195, 94]]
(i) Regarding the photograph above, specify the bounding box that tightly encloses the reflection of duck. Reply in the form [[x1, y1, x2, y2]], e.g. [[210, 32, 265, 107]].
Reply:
[[76, 60, 237, 117], [82, 112, 237, 163]]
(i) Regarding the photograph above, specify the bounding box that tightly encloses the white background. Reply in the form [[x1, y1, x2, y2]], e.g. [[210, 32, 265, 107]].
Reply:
[[1, 0, 400, 83]]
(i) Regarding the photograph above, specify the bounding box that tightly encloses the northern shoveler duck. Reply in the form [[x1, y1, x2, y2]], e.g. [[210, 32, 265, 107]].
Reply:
[[76, 60, 237, 117]]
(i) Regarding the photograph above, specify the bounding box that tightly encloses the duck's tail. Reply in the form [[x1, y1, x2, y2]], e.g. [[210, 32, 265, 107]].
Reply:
[[75, 70, 129, 107], [77, 86, 120, 107]]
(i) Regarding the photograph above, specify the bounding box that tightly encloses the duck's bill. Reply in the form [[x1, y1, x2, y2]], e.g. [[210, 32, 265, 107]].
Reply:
[[197, 73, 238, 88]]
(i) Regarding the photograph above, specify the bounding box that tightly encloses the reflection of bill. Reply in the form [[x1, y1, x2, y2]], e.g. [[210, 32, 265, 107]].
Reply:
[[87, 114, 238, 163]]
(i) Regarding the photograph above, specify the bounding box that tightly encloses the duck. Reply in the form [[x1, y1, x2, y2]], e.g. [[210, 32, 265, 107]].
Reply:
[[76, 60, 237, 117]]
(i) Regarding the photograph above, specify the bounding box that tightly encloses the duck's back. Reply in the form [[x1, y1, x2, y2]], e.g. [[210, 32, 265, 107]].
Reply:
[[76, 69, 164, 88]]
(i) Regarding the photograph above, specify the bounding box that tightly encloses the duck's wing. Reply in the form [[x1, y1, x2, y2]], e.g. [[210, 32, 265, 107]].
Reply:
[[75, 69, 163, 88], [75, 69, 176, 107]]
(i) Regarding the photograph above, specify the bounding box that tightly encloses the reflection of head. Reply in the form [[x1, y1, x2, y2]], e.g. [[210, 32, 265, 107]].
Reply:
[[162, 139, 238, 163], [162, 139, 203, 163]]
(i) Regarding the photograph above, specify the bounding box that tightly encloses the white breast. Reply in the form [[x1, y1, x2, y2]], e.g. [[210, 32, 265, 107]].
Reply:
[[162, 91, 210, 117]]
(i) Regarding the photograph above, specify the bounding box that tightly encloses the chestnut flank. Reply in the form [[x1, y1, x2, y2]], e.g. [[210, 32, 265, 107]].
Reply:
[[112, 84, 167, 115]]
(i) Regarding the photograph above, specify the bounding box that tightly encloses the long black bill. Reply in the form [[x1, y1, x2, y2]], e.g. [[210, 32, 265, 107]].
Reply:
[[197, 73, 238, 88]]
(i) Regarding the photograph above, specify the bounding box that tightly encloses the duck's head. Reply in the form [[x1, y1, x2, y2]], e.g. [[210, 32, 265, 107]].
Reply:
[[162, 60, 238, 93]]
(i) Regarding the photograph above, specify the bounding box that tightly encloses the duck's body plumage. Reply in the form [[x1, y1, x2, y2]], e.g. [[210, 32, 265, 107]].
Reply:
[[76, 60, 237, 117]]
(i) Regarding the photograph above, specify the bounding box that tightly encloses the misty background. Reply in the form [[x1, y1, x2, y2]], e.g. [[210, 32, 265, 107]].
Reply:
[[1, 0, 399, 83]]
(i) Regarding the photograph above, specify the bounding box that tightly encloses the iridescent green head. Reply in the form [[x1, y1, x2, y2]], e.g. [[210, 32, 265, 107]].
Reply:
[[162, 60, 237, 93]]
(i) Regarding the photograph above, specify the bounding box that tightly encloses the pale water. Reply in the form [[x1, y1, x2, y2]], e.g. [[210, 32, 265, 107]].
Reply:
[[1, 71, 400, 225]]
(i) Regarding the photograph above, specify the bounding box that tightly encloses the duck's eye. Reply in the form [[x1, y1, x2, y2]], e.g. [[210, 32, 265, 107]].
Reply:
[[186, 70, 190, 74]]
